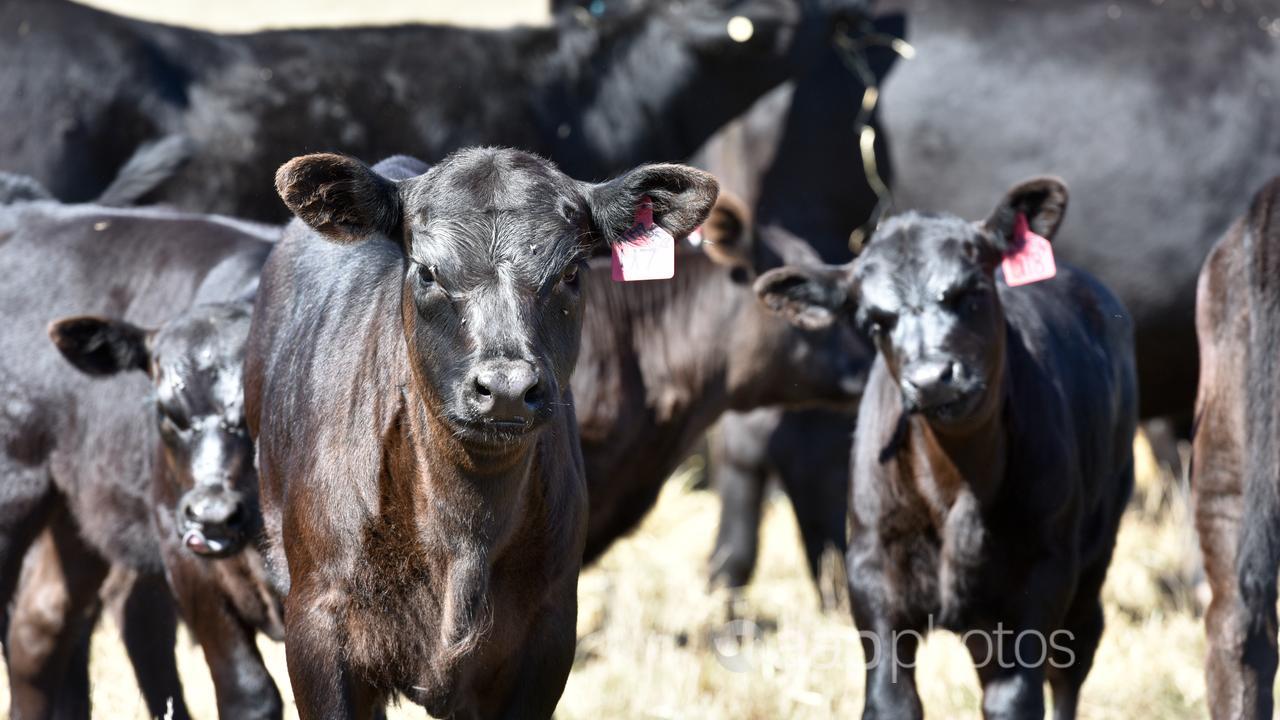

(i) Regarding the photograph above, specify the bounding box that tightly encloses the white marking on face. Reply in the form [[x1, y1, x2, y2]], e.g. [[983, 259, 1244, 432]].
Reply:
[[212, 364, 244, 422], [191, 430, 226, 487]]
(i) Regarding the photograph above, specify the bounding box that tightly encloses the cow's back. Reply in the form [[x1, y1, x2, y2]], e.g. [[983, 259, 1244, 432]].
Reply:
[[0, 1, 213, 203]]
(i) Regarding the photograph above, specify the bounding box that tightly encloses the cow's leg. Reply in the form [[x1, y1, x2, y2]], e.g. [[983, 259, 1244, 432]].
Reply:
[[6, 511, 108, 720], [1238, 512, 1279, 720], [0, 459, 57, 615], [973, 620, 1051, 720], [51, 622, 92, 720], [1193, 423, 1270, 718], [1045, 595, 1104, 720], [497, 598, 577, 720], [974, 662, 1046, 720], [284, 584, 378, 720], [780, 463, 848, 580], [1141, 416, 1186, 480], [165, 549, 281, 720], [107, 569, 192, 720], [848, 536, 922, 720], [773, 417, 850, 610], [707, 414, 771, 592], [1047, 484, 1124, 720]]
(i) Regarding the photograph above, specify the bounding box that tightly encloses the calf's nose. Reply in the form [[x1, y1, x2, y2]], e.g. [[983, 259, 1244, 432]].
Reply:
[[468, 359, 545, 424], [902, 360, 957, 407], [179, 487, 245, 532]]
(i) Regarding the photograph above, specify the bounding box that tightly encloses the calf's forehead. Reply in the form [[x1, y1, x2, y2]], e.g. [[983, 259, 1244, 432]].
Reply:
[[858, 216, 985, 301], [411, 149, 582, 214], [403, 150, 589, 285], [151, 313, 250, 413]]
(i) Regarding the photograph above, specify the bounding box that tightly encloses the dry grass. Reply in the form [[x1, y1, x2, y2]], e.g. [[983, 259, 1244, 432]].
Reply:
[[560, 436, 1213, 720], [0, 433, 1243, 718]]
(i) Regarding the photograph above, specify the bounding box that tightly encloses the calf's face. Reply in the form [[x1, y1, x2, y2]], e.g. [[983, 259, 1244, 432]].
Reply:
[[276, 149, 716, 448], [755, 178, 1068, 426], [49, 303, 256, 557], [702, 205, 870, 408]]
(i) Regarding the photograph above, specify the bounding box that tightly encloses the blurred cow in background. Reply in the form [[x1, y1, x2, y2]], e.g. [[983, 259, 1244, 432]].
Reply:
[[0, 0, 868, 219]]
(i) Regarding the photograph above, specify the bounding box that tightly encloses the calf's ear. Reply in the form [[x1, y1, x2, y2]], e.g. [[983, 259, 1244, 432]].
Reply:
[[753, 263, 854, 331], [47, 316, 151, 376], [982, 176, 1068, 251], [583, 164, 719, 244], [701, 190, 753, 268], [275, 153, 402, 244]]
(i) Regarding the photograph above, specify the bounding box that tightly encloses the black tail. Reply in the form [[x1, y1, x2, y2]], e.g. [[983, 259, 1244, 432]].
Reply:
[[94, 135, 192, 207], [1238, 177, 1280, 678], [0, 173, 53, 205]]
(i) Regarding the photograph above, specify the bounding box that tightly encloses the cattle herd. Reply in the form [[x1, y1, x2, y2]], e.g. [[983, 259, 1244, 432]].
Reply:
[[0, 0, 1278, 718]]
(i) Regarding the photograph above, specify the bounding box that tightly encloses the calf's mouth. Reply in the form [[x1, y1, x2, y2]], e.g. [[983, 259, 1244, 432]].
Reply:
[[175, 486, 250, 558]]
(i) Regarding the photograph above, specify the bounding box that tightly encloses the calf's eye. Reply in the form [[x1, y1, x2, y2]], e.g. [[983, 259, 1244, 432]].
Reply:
[[417, 263, 436, 286], [159, 413, 188, 436], [561, 264, 580, 287], [862, 310, 895, 338]]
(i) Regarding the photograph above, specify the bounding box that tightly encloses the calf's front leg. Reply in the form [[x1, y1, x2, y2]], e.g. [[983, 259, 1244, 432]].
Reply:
[[7, 514, 106, 720], [848, 535, 923, 720], [109, 570, 192, 720], [494, 597, 579, 720], [165, 548, 281, 720], [285, 583, 380, 720]]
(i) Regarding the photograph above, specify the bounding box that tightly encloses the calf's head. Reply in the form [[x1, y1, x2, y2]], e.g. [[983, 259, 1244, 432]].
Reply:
[[49, 302, 256, 557], [276, 149, 716, 448], [756, 178, 1068, 426], [699, 203, 870, 409]]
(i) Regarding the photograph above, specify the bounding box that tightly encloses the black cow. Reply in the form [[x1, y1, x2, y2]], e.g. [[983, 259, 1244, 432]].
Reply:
[[245, 149, 716, 718], [1, 0, 864, 219], [0, 167, 280, 718], [1192, 177, 1280, 719], [877, 0, 1280, 421], [757, 178, 1136, 718]]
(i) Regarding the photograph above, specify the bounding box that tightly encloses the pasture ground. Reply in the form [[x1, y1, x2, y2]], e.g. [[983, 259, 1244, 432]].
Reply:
[[0, 436, 1243, 718]]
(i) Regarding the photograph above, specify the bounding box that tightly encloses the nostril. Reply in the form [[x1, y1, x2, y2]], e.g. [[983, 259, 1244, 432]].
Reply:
[[524, 382, 545, 408], [474, 377, 492, 397], [940, 363, 954, 383], [183, 503, 200, 523], [225, 505, 244, 529]]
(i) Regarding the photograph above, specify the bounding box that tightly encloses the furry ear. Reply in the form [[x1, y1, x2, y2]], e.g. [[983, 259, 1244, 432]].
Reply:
[[700, 190, 753, 268], [583, 164, 719, 244], [48, 316, 151, 376], [275, 153, 403, 243], [754, 263, 855, 331], [983, 176, 1069, 251]]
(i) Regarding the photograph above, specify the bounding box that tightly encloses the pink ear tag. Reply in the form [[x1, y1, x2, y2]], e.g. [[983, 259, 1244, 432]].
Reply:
[[611, 195, 675, 282], [1001, 213, 1057, 287]]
